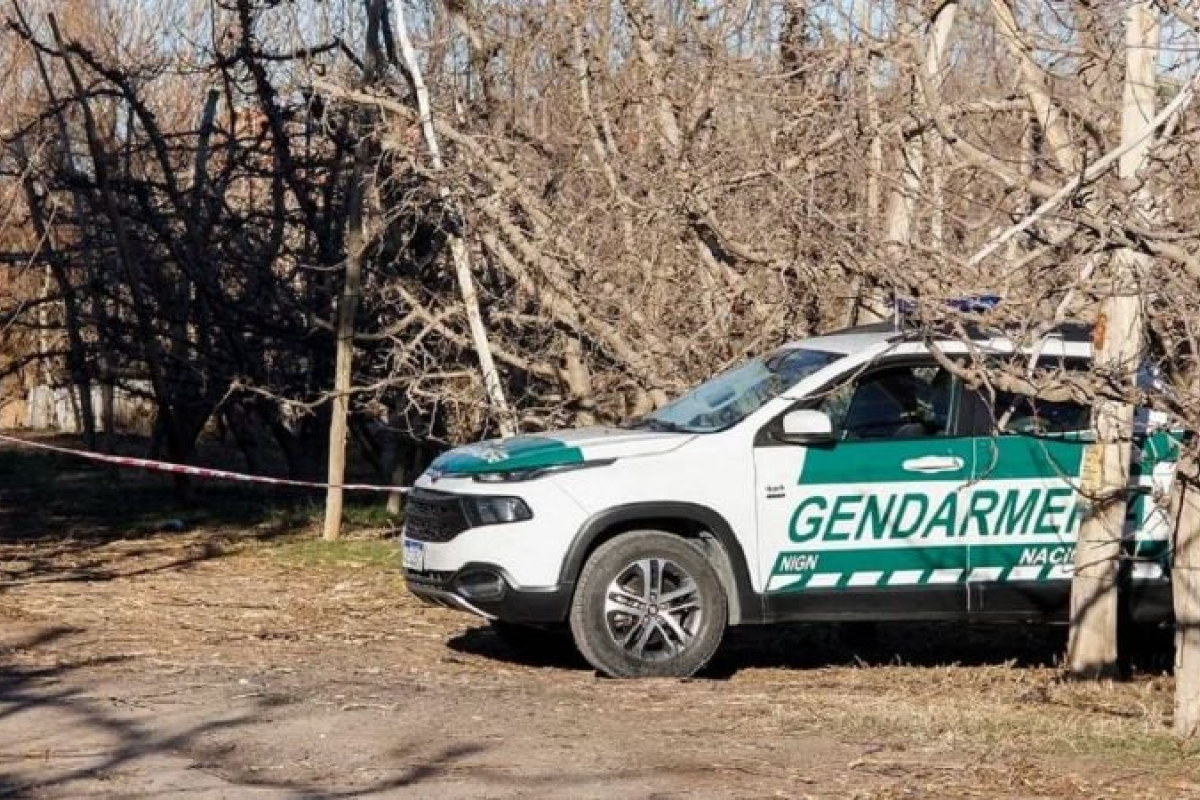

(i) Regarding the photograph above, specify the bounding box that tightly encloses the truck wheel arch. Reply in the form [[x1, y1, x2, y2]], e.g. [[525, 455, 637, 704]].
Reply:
[[558, 502, 761, 625]]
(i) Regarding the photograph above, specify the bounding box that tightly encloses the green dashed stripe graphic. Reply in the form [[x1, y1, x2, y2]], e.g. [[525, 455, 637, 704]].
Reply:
[[773, 564, 1061, 593], [769, 541, 1170, 593]]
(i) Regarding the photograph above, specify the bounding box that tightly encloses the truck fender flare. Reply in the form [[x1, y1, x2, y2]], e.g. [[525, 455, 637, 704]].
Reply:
[[558, 502, 762, 625]]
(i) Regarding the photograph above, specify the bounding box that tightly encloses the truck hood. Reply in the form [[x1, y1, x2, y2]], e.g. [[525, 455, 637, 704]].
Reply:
[[427, 427, 694, 477]]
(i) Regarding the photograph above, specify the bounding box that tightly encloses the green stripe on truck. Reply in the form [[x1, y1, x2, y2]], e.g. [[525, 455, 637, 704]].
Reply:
[[429, 436, 585, 476]]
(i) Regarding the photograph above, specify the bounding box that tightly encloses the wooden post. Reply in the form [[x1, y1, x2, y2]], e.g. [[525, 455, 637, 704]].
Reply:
[[322, 143, 369, 542]]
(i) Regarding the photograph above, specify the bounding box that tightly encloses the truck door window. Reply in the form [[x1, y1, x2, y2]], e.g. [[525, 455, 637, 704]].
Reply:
[[961, 358, 1092, 436], [821, 365, 956, 440], [992, 391, 1090, 435]]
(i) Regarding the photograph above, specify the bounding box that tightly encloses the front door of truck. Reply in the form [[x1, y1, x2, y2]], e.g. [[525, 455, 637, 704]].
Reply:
[[754, 361, 974, 619]]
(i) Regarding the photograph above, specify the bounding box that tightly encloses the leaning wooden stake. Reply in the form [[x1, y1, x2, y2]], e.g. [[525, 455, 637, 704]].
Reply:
[[393, 8, 515, 436], [322, 143, 370, 542]]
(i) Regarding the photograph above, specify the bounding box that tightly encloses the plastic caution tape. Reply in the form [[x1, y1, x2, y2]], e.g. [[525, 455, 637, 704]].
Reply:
[[0, 432, 408, 494]]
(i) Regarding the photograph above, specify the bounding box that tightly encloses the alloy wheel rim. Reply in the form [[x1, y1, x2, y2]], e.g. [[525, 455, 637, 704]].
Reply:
[[602, 557, 702, 661]]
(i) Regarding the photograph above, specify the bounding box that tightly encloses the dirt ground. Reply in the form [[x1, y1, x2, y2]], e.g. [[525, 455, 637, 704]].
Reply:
[[3, 437, 1200, 798]]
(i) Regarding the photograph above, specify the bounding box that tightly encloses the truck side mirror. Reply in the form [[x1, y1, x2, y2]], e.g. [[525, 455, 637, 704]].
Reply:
[[779, 409, 835, 445]]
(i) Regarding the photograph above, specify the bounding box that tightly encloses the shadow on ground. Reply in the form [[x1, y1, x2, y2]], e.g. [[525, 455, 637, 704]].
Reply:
[[448, 625, 590, 670], [449, 619, 1176, 678], [0, 626, 464, 798], [1, 625, 683, 798]]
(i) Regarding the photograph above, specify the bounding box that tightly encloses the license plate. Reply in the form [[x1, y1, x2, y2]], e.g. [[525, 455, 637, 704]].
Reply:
[[402, 539, 425, 571]]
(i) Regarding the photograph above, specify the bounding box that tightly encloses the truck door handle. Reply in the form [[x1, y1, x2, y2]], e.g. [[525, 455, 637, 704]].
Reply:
[[901, 456, 965, 474]]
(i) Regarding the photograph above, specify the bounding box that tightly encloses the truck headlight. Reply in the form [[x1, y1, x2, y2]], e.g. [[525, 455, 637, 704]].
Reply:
[[462, 495, 533, 526]]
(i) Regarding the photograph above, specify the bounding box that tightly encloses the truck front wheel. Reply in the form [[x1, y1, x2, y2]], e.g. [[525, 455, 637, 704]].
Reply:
[[569, 531, 727, 678]]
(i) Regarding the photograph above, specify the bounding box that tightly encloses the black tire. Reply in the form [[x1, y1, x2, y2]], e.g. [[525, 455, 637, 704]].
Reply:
[[569, 531, 727, 678]]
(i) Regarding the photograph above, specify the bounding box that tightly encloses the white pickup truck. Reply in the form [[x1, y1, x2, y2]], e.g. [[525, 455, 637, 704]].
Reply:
[[402, 322, 1178, 678]]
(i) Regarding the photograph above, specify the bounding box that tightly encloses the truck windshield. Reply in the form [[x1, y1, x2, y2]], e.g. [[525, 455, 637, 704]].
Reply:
[[629, 347, 842, 434]]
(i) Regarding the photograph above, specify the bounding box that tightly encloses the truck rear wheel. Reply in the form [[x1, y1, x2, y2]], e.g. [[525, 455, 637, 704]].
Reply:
[[569, 531, 727, 678]]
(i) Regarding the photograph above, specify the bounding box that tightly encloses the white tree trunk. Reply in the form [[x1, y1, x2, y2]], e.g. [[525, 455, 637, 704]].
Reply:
[[861, 2, 882, 236], [1174, 478, 1200, 736], [849, 0, 886, 325], [394, 8, 515, 437], [989, 0, 1082, 174], [1067, 0, 1158, 677], [883, 4, 956, 262]]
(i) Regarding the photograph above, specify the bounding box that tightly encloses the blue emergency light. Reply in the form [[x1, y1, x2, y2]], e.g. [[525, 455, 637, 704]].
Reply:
[[893, 294, 1002, 325]]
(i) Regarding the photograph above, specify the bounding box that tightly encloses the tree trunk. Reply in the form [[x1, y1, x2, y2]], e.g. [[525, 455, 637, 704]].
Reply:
[[988, 0, 1083, 175], [393, 6, 515, 437], [847, 0, 885, 326], [881, 3, 956, 298], [780, 0, 810, 83], [15, 147, 97, 450], [1067, 0, 1158, 678], [47, 13, 190, 497], [1174, 477, 1200, 736], [17, 11, 99, 451], [561, 336, 597, 426], [1067, 374, 1135, 678]]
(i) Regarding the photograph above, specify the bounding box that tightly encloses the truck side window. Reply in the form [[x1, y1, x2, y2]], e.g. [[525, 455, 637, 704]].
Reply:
[[957, 357, 1092, 436], [992, 391, 1090, 434], [820, 365, 955, 440]]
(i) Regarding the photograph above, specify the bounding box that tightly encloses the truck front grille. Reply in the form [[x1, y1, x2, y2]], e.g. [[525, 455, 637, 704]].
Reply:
[[404, 489, 470, 543]]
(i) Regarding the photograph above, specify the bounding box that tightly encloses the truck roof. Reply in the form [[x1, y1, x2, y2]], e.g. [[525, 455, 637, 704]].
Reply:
[[788, 321, 1094, 358], [791, 322, 899, 355]]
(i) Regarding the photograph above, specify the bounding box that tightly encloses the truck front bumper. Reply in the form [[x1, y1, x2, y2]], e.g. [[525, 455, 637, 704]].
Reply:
[[404, 563, 573, 625]]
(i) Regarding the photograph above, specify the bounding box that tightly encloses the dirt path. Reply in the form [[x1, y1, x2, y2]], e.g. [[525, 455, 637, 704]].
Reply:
[[2, 537, 1198, 799], [2, 550, 855, 799]]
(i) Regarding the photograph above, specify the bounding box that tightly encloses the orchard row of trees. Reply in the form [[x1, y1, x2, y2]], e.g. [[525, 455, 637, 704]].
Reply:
[[3, 0, 1200, 732]]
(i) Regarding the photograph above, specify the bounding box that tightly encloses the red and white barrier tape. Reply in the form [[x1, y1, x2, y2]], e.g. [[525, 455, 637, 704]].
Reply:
[[0, 432, 409, 494]]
